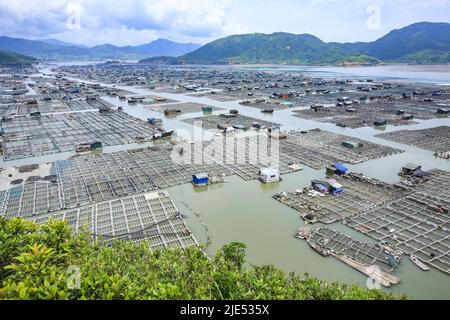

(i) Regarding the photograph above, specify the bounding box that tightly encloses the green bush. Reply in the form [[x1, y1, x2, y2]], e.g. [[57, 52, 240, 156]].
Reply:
[[0, 217, 406, 300]]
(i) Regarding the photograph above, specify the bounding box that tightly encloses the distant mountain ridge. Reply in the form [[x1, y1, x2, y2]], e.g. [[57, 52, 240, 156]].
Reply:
[[141, 22, 450, 65], [0, 50, 37, 66], [40, 39, 89, 49], [90, 39, 201, 60], [0, 37, 201, 61]]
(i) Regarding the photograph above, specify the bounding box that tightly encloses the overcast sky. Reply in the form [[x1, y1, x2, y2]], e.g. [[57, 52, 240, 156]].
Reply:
[[0, 0, 449, 47]]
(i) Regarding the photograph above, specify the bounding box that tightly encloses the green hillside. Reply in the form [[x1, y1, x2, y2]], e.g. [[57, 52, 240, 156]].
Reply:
[[397, 50, 450, 64], [335, 22, 450, 62], [183, 33, 356, 65], [141, 22, 450, 66], [0, 218, 405, 300], [142, 33, 378, 65], [0, 36, 200, 61]]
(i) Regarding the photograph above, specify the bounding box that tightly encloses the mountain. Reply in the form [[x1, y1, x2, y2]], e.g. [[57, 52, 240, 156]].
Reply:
[[183, 33, 349, 64], [397, 50, 450, 64], [135, 39, 201, 57], [142, 32, 379, 65], [0, 36, 91, 60], [0, 50, 37, 66], [0, 36, 200, 61], [91, 39, 201, 60], [141, 22, 450, 65], [334, 22, 450, 62]]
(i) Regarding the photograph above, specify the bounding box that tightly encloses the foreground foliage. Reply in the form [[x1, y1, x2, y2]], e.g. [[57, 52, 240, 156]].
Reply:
[[0, 50, 37, 66], [0, 217, 406, 300]]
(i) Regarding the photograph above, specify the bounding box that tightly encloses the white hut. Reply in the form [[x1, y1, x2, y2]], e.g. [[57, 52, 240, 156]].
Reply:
[[259, 168, 280, 184]]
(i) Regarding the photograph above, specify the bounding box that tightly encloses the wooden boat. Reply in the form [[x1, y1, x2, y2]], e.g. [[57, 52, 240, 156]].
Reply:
[[307, 241, 329, 256], [410, 254, 430, 271]]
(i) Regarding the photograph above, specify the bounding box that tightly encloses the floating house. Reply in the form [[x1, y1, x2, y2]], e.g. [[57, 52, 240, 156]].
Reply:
[[281, 101, 293, 108], [76, 144, 91, 153], [311, 104, 325, 112], [402, 114, 414, 120], [141, 98, 155, 105], [399, 163, 430, 178], [223, 127, 235, 134], [328, 179, 344, 195], [98, 105, 111, 113], [233, 125, 247, 131], [192, 173, 209, 187], [327, 163, 348, 176], [219, 113, 236, 119], [259, 168, 280, 184], [252, 123, 266, 130], [90, 142, 103, 150], [374, 119, 388, 126], [311, 179, 344, 195], [164, 109, 182, 116], [311, 180, 328, 193], [75, 141, 102, 153], [437, 108, 449, 115]]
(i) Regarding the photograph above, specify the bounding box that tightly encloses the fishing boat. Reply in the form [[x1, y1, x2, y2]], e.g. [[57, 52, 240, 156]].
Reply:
[[307, 240, 329, 256], [410, 254, 430, 271]]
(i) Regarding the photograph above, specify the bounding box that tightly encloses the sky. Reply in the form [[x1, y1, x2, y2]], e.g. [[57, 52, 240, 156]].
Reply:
[[0, 0, 449, 47]]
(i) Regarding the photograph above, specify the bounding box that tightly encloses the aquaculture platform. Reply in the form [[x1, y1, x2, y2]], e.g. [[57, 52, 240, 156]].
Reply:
[[1, 107, 163, 160], [344, 169, 450, 275], [29, 191, 199, 251], [279, 130, 403, 170], [274, 173, 408, 224], [304, 227, 402, 287]]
